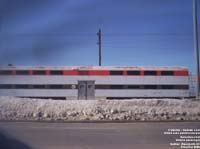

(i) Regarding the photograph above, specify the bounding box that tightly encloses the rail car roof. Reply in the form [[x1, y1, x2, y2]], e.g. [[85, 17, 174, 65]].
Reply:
[[0, 66, 188, 71]]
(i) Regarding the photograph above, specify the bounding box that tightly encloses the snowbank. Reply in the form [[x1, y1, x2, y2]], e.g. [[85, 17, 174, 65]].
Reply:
[[0, 96, 200, 121]]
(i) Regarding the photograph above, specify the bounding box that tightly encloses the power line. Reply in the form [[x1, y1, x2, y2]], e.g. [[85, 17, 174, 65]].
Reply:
[[0, 32, 193, 37]]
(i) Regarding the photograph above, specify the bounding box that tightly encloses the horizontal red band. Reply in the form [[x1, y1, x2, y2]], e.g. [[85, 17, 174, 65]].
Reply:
[[174, 71, 189, 76], [63, 70, 78, 75], [0, 70, 189, 76]]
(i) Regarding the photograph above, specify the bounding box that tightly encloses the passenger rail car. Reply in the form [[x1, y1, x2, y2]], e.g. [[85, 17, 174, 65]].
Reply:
[[0, 66, 190, 99]]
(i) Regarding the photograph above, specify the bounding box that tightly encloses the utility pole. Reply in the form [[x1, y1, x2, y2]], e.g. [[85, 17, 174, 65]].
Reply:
[[193, 0, 200, 99], [97, 29, 102, 66]]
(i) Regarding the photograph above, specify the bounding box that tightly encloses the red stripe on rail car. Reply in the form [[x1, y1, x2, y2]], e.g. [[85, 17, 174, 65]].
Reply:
[[79, 70, 89, 75], [29, 70, 33, 75], [174, 70, 189, 76], [123, 70, 127, 76], [140, 70, 144, 76], [157, 71, 161, 76], [88, 70, 110, 76], [5, 69, 189, 76], [12, 70, 16, 75], [63, 70, 79, 75], [46, 70, 50, 75]]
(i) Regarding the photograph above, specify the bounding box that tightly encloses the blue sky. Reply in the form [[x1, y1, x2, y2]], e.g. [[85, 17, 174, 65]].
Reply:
[[0, 0, 199, 72]]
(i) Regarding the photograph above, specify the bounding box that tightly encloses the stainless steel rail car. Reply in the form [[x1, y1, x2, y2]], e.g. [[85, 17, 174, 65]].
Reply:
[[0, 66, 190, 99]]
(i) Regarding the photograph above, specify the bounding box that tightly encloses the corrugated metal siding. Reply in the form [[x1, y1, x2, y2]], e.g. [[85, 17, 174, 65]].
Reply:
[[0, 89, 188, 97], [0, 76, 189, 85]]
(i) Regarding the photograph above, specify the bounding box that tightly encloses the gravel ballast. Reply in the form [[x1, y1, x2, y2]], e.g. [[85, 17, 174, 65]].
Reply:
[[0, 96, 200, 121]]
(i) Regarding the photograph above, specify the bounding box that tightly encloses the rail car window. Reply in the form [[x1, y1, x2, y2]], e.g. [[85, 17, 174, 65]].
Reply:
[[16, 70, 29, 75], [161, 85, 174, 89], [157, 85, 162, 89], [63, 85, 76, 89], [175, 85, 189, 89], [96, 85, 141, 89], [0, 85, 13, 89], [95, 85, 110, 89], [49, 85, 63, 89], [110, 85, 123, 89], [144, 71, 157, 76], [127, 85, 140, 89], [50, 70, 63, 75], [139, 85, 144, 89], [127, 71, 140, 75], [15, 85, 30, 89], [161, 71, 174, 76], [33, 70, 46, 75], [0, 84, 189, 90], [32, 85, 46, 89], [144, 85, 157, 89], [110, 71, 123, 75], [0, 70, 12, 75]]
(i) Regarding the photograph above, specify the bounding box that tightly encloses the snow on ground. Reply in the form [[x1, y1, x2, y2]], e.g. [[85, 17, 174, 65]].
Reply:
[[0, 96, 200, 121]]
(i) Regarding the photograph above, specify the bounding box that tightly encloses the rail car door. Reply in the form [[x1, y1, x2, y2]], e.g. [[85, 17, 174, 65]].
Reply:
[[78, 81, 95, 100], [86, 81, 95, 99]]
